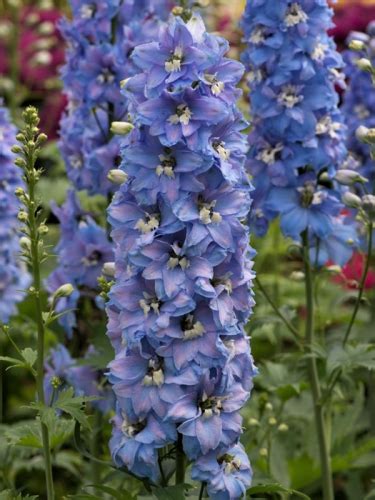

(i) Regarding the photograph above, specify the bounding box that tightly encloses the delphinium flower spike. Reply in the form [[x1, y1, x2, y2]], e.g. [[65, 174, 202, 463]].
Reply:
[[59, 0, 172, 196], [0, 103, 30, 323], [106, 6, 257, 497], [241, 0, 357, 267]]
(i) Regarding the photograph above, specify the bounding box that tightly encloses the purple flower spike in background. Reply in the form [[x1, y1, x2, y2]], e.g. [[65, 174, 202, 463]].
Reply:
[[241, 0, 357, 267], [59, 0, 171, 195], [0, 103, 30, 323], [106, 7, 257, 496]]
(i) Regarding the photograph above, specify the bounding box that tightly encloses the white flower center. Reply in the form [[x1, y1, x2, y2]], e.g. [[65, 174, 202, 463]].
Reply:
[[135, 214, 159, 234], [278, 84, 303, 109], [355, 104, 370, 120], [257, 143, 283, 165], [80, 4, 95, 19], [183, 316, 205, 340], [165, 47, 183, 73], [199, 201, 222, 224], [316, 116, 342, 139], [285, 3, 308, 27], [168, 104, 192, 126], [139, 293, 160, 316], [311, 42, 328, 61], [213, 141, 230, 161], [205, 74, 225, 96], [250, 26, 265, 45], [156, 154, 176, 178]]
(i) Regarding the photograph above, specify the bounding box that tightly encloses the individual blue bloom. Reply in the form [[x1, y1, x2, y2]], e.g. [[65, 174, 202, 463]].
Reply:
[[309, 217, 359, 267], [241, 0, 355, 265], [44, 344, 114, 413], [46, 190, 113, 336], [106, 11, 255, 494], [191, 444, 252, 500], [0, 104, 30, 323], [110, 406, 177, 483]]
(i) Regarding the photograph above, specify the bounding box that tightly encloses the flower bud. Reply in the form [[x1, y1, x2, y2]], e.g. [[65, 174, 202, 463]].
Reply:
[[20, 237, 31, 251], [342, 191, 362, 209], [53, 283, 74, 299], [362, 194, 375, 219], [356, 58, 373, 72], [349, 40, 366, 51], [108, 169, 128, 185], [259, 448, 268, 457], [110, 121, 134, 136], [290, 270, 305, 282], [39, 224, 49, 235], [248, 418, 259, 426], [103, 262, 116, 277], [335, 169, 368, 185], [11, 145, 23, 154], [278, 423, 289, 432], [355, 125, 370, 141], [361, 128, 375, 145], [268, 417, 277, 426], [265, 402, 273, 411], [18, 211, 28, 222]]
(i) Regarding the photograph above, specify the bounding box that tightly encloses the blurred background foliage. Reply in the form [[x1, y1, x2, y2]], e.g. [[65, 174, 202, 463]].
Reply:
[[0, 0, 375, 499]]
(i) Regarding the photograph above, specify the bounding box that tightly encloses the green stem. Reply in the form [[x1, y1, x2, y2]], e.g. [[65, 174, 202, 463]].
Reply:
[[343, 223, 373, 346], [175, 433, 186, 485], [255, 277, 302, 346], [27, 156, 55, 500], [302, 231, 333, 500], [199, 482, 206, 500]]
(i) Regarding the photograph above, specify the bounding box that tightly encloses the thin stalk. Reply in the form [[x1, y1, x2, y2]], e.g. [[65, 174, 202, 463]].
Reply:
[[175, 433, 186, 485], [343, 223, 373, 346], [199, 482, 206, 500], [255, 277, 302, 347], [27, 168, 55, 500], [302, 231, 333, 500]]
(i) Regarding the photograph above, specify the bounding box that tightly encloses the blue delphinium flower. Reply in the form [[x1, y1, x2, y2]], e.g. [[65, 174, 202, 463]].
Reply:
[[106, 10, 257, 495], [241, 0, 356, 266], [342, 24, 375, 187], [46, 190, 113, 337], [0, 104, 30, 323], [44, 343, 114, 413], [59, 0, 171, 195]]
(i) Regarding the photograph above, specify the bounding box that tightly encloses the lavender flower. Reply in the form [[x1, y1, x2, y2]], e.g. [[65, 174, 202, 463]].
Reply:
[[59, 0, 171, 195], [342, 24, 375, 187], [241, 0, 356, 266], [106, 10, 256, 494], [0, 104, 30, 323], [46, 190, 113, 337]]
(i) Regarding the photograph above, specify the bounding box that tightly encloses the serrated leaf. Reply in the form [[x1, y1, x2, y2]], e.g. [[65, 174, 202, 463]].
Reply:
[[5, 422, 43, 449], [21, 347, 37, 367], [0, 491, 38, 500], [0, 355, 26, 370], [54, 387, 96, 429], [327, 343, 375, 375], [247, 483, 309, 498]]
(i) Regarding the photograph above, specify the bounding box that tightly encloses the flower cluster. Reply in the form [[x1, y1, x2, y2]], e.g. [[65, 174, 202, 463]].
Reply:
[[0, 104, 30, 323], [106, 11, 256, 497], [241, 0, 356, 266], [46, 190, 113, 337], [59, 0, 171, 195], [342, 23, 375, 187]]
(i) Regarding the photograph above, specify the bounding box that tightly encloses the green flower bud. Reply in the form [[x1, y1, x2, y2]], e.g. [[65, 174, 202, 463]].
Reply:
[[103, 262, 116, 277], [335, 169, 368, 186], [349, 40, 366, 51], [278, 423, 289, 432], [342, 191, 362, 209], [53, 283, 74, 299], [356, 58, 373, 72], [110, 121, 134, 136], [108, 169, 128, 185]]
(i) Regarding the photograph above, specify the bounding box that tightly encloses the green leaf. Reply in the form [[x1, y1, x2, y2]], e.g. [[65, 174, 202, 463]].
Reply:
[[0, 355, 26, 371], [247, 483, 310, 498], [152, 485, 192, 500], [365, 488, 375, 500], [85, 485, 134, 500], [327, 343, 375, 375], [21, 347, 37, 367], [54, 387, 96, 429], [0, 492, 38, 500], [5, 422, 43, 449]]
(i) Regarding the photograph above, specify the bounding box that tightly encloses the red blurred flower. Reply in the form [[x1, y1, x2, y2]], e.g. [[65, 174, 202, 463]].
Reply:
[[335, 252, 375, 290], [330, 4, 375, 48]]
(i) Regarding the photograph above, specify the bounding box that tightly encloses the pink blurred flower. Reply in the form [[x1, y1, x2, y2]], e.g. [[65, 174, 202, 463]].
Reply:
[[335, 252, 375, 290]]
